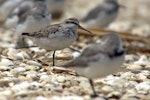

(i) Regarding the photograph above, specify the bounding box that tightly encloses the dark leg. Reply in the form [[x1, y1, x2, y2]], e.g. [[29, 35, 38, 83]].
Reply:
[[15, 36, 29, 49], [89, 78, 98, 98], [52, 51, 56, 66]]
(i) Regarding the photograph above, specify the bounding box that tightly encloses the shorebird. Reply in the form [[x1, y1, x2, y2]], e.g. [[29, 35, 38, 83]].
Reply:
[[15, 1, 52, 49], [22, 17, 93, 66], [0, 0, 23, 22], [82, 0, 124, 28], [63, 32, 125, 97]]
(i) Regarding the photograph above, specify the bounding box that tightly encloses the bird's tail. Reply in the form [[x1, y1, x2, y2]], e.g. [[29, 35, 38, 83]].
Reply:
[[22, 32, 35, 37]]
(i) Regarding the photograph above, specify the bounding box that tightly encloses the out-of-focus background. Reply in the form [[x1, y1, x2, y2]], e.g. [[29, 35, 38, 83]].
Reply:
[[0, 0, 150, 100]]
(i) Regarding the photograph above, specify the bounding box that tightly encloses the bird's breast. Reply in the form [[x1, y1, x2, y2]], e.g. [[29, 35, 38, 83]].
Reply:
[[33, 32, 77, 51]]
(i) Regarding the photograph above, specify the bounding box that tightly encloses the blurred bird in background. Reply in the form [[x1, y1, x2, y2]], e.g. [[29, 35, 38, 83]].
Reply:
[[81, 0, 124, 28]]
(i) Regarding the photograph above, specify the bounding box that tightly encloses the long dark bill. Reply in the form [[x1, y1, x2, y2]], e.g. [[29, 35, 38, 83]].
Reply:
[[78, 25, 93, 34]]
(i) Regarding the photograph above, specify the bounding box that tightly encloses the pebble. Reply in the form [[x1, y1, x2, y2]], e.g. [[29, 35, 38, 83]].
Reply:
[[27, 61, 42, 67], [0, 66, 11, 71], [14, 52, 25, 60], [50, 96, 84, 100], [102, 85, 114, 94], [56, 53, 73, 60], [26, 73, 39, 81], [134, 55, 150, 66], [104, 75, 127, 88], [11, 67, 26, 74], [11, 81, 30, 92], [136, 81, 150, 92], [11, 77, 20, 83], [25, 65, 40, 71], [72, 51, 81, 58], [36, 96, 48, 100], [0, 80, 10, 87], [0, 58, 14, 66], [127, 64, 143, 70], [14, 51, 31, 60], [0, 94, 8, 100], [56, 75, 66, 83], [40, 74, 51, 82], [1, 90, 12, 96], [125, 54, 138, 63]]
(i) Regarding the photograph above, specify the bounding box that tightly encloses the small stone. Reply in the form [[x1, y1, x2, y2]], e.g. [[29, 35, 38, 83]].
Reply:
[[0, 66, 11, 71], [125, 54, 138, 62], [0, 80, 10, 87], [14, 52, 25, 60], [11, 67, 26, 74], [7, 48, 19, 58], [0, 58, 14, 66], [11, 82, 30, 92], [2, 90, 12, 96], [11, 77, 20, 83], [102, 86, 114, 94], [14, 51, 31, 60], [26, 73, 39, 81], [127, 65, 142, 70], [136, 81, 150, 92], [56, 53, 73, 60], [134, 55, 150, 66], [72, 52, 81, 58], [25, 65, 40, 71], [56, 75, 66, 83], [27, 61, 42, 67], [0, 94, 8, 100], [36, 96, 48, 100], [40, 74, 51, 81]]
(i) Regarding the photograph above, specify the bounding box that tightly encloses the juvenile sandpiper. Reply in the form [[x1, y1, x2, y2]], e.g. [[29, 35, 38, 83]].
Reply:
[[63, 32, 125, 97], [15, 1, 52, 49], [82, 0, 124, 28], [22, 17, 93, 66], [0, 0, 23, 22]]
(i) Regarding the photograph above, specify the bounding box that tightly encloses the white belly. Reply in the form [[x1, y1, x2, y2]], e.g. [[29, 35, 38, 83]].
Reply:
[[80, 54, 125, 79], [34, 35, 77, 51]]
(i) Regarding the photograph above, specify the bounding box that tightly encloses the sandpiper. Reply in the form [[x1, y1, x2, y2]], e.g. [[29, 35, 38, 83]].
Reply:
[[63, 32, 125, 97], [0, 0, 23, 22], [22, 17, 92, 66], [82, 0, 124, 28], [4, 0, 35, 29], [15, 1, 52, 49]]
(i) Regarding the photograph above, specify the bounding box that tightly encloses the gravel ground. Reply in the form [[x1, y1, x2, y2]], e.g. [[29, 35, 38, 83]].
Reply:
[[0, 0, 150, 100]]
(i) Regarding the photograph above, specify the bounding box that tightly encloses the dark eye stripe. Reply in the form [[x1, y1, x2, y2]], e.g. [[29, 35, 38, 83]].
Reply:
[[71, 21, 78, 25]]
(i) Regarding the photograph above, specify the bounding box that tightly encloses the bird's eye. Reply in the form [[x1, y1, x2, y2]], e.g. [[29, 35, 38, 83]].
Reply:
[[42, 15, 45, 18], [66, 21, 70, 23], [72, 22, 78, 25]]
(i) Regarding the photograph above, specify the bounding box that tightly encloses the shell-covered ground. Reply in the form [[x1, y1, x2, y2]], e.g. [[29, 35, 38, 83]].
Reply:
[[0, 0, 150, 100]]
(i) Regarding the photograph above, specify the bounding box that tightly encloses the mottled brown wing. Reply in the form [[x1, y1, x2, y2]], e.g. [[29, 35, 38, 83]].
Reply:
[[34, 24, 61, 37]]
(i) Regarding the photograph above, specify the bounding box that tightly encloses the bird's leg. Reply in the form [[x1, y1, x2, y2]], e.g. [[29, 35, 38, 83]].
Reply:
[[52, 51, 56, 66], [89, 78, 98, 98], [15, 36, 29, 49]]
